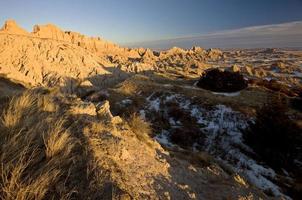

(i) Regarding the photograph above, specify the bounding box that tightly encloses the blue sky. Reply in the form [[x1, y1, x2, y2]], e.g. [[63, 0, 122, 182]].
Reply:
[[0, 0, 302, 47]]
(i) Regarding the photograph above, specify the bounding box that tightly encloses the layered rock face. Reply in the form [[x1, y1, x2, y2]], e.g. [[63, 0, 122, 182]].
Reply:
[[0, 33, 109, 86], [32, 23, 140, 58]]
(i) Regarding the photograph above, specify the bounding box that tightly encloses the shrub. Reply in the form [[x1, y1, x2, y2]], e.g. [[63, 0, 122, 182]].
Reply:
[[170, 127, 203, 148], [197, 68, 247, 92], [244, 96, 302, 198], [128, 113, 153, 146], [291, 97, 302, 111], [244, 96, 302, 169]]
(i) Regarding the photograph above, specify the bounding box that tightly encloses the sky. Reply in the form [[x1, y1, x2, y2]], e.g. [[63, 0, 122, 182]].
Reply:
[[0, 0, 302, 48]]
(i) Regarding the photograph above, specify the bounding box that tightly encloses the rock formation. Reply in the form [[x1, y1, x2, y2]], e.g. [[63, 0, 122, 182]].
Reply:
[[0, 20, 228, 87], [0, 19, 28, 35], [0, 33, 109, 86]]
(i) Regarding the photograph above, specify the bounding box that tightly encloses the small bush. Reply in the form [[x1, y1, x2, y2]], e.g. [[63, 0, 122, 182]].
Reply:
[[170, 127, 203, 148], [128, 114, 153, 146], [244, 96, 302, 198], [244, 96, 302, 169], [197, 68, 247, 92]]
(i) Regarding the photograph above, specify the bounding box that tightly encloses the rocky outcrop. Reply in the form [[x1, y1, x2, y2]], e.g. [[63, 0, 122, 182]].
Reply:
[[32, 23, 140, 58], [230, 64, 241, 72], [0, 19, 29, 35], [0, 20, 143, 86], [206, 48, 223, 60], [190, 46, 205, 54], [0, 20, 227, 87], [162, 46, 187, 57], [0, 34, 109, 86]]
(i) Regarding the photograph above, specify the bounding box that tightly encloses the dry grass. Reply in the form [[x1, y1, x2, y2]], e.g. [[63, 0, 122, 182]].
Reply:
[[1, 91, 38, 129], [43, 119, 76, 159], [127, 113, 153, 146], [0, 90, 82, 200]]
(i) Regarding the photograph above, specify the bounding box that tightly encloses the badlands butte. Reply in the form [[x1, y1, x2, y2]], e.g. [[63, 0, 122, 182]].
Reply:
[[0, 19, 302, 200]]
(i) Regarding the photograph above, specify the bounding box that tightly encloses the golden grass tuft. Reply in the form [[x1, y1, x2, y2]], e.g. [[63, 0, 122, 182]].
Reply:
[[0, 90, 81, 200], [1, 91, 38, 128], [1, 154, 61, 200], [43, 119, 76, 159], [37, 94, 58, 112], [127, 113, 153, 146]]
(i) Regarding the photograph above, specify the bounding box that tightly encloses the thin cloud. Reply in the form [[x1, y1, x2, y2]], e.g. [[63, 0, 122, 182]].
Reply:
[[125, 21, 302, 49]]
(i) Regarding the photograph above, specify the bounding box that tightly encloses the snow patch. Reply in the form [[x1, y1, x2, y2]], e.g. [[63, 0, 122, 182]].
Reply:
[[144, 92, 287, 198], [146, 93, 161, 112], [154, 130, 174, 147], [121, 99, 133, 105], [211, 91, 241, 97], [139, 110, 146, 120]]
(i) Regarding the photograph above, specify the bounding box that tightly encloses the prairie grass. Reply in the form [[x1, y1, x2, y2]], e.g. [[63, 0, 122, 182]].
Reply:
[[127, 113, 153, 146], [0, 90, 83, 199]]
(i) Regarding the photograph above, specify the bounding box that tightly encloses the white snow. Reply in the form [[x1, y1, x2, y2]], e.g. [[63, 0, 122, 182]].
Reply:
[[139, 110, 146, 120], [169, 117, 176, 125], [121, 99, 133, 105], [189, 104, 286, 198], [264, 77, 272, 81], [146, 93, 161, 112], [154, 130, 174, 147], [211, 91, 241, 97], [144, 92, 288, 198]]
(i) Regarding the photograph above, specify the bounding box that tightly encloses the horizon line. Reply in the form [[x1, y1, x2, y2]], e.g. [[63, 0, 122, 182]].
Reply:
[[121, 20, 302, 45]]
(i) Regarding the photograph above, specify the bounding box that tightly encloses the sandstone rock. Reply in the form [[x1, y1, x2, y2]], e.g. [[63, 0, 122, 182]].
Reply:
[[242, 66, 253, 76], [0, 19, 28, 35], [254, 68, 267, 78], [207, 48, 223, 60], [165, 46, 187, 56], [0, 33, 109, 86], [231, 64, 241, 72], [32, 23, 140, 59], [33, 24, 66, 40], [96, 100, 113, 120], [191, 46, 204, 54], [120, 62, 154, 73]]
